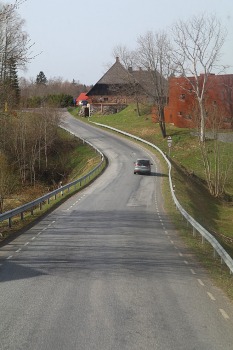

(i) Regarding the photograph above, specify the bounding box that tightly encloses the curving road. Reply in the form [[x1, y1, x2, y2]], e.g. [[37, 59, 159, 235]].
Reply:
[[0, 112, 233, 350]]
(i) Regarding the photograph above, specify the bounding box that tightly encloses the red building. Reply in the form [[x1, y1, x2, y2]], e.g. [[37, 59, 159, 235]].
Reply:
[[164, 74, 233, 129]]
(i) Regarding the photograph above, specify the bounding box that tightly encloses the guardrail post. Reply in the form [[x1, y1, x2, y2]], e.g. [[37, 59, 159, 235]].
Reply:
[[21, 212, 24, 220], [9, 217, 11, 228]]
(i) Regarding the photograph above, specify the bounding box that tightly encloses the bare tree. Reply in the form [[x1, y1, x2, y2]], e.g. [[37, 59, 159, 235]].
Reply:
[[19, 76, 90, 108], [112, 45, 136, 69], [11, 112, 28, 183], [0, 0, 34, 108], [136, 31, 174, 138], [198, 102, 233, 197], [34, 107, 61, 170], [172, 14, 227, 141], [0, 152, 17, 213], [111, 45, 146, 116], [2, 108, 60, 185]]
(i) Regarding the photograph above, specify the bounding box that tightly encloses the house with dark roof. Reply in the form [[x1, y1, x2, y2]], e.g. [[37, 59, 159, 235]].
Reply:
[[86, 57, 233, 129], [86, 57, 166, 113]]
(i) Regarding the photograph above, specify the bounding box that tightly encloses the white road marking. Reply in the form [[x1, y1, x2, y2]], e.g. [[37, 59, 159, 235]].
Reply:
[[16, 248, 21, 253], [198, 279, 205, 286], [190, 269, 196, 275], [184, 260, 188, 265], [219, 309, 230, 320], [179, 252, 183, 257], [207, 292, 216, 301], [7, 255, 12, 260]]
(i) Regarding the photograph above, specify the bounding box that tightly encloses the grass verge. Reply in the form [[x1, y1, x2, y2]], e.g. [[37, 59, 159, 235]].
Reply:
[[70, 105, 233, 300], [0, 127, 107, 243]]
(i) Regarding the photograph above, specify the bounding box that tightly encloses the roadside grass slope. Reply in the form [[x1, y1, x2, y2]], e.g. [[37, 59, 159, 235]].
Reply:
[[71, 105, 233, 299], [0, 127, 103, 241]]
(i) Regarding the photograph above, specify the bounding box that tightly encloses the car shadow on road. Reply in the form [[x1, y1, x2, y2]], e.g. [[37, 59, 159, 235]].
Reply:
[[150, 172, 168, 177]]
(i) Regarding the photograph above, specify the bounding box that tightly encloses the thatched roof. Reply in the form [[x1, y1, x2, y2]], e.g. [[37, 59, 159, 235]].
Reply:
[[87, 57, 167, 97], [96, 57, 130, 84]]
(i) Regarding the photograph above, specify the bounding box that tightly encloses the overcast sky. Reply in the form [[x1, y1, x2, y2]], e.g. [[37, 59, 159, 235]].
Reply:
[[17, 0, 233, 85]]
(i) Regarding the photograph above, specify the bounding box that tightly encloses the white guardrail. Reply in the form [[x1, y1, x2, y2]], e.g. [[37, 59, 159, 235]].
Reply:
[[92, 122, 233, 275], [0, 131, 105, 229], [0, 122, 232, 274]]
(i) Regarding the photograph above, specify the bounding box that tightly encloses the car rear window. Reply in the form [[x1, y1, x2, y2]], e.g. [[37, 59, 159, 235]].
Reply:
[[137, 160, 150, 166]]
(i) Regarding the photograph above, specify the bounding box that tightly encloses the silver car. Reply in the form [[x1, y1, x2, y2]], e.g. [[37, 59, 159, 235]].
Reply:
[[134, 159, 152, 175]]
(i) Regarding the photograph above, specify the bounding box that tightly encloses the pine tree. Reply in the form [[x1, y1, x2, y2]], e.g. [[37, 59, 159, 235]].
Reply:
[[8, 57, 20, 106], [1, 57, 20, 109], [36, 71, 48, 85]]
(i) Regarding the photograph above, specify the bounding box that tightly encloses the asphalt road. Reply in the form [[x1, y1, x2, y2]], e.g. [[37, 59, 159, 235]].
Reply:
[[0, 112, 233, 350]]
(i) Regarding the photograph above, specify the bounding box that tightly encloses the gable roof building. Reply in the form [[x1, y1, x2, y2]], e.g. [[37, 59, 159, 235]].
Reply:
[[87, 57, 167, 107], [87, 57, 134, 98]]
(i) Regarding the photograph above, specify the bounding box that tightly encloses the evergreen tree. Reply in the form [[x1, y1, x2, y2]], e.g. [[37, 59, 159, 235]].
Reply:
[[36, 71, 48, 85], [8, 57, 20, 106], [1, 57, 20, 109]]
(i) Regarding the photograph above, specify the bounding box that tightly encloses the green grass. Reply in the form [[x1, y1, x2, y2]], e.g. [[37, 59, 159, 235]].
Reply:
[[78, 105, 232, 236], [70, 105, 233, 298]]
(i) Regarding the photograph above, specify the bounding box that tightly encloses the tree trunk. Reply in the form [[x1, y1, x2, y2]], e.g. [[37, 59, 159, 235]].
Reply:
[[159, 108, 167, 138], [199, 102, 206, 142]]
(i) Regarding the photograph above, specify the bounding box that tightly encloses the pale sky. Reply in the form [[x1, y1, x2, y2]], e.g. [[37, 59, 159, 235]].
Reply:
[[17, 0, 233, 85]]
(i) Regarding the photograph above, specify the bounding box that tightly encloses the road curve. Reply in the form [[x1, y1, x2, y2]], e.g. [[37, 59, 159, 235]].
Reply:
[[0, 112, 233, 350]]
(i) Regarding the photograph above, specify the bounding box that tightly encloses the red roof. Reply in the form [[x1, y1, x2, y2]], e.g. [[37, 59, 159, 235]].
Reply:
[[76, 93, 88, 102]]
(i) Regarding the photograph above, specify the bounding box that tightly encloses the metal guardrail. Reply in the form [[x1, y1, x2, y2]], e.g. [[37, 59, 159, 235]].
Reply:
[[1, 121, 232, 274], [92, 122, 233, 274], [0, 131, 105, 228]]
